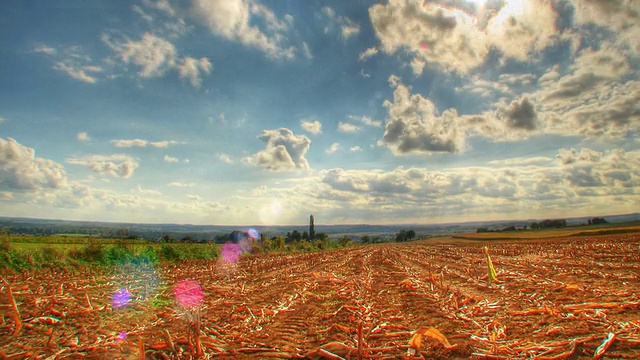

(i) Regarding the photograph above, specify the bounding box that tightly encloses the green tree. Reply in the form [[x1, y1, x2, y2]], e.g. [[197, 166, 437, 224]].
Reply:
[[273, 235, 286, 250], [406, 230, 416, 241], [339, 236, 350, 247], [395, 230, 407, 242], [361, 235, 371, 243]]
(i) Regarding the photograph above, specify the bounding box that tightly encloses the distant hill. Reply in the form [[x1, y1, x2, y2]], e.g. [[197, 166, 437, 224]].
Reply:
[[0, 213, 638, 241]]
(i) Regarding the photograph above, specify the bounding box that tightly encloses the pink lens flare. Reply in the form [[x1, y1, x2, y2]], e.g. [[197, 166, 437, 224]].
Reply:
[[116, 331, 127, 342], [221, 242, 242, 263], [111, 288, 132, 309], [174, 280, 204, 308]]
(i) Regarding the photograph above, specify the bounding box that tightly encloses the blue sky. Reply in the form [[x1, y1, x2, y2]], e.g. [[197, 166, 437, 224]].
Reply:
[[0, 0, 639, 225]]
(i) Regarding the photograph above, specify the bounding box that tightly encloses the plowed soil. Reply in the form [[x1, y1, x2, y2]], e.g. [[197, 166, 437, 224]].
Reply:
[[2, 232, 640, 359]]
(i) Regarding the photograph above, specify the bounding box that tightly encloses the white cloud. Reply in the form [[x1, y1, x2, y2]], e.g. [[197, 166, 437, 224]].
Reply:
[[302, 42, 313, 60], [533, 45, 638, 138], [66, 154, 139, 179], [342, 24, 360, 40], [326, 143, 341, 154], [142, 0, 175, 17], [111, 139, 148, 148], [313, 147, 640, 221], [494, 96, 538, 131], [77, 132, 91, 142], [53, 63, 101, 83], [0, 138, 69, 191], [369, 0, 558, 74], [322, 6, 360, 40], [369, 0, 490, 74], [217, 153, 233, 164], [167, 182, 195, 187], [456, 78, 512, 98], [150, 140, 179, 148], [381, 77, 468, 154], [348, 115, 382, 128], [300, 119, 322, 135], [572, 0, 640, 54], [488, 156, 553, 166], [108, 32, 176, 77], [338, 122, 360, 133], [103, 32, 212, 87], [486, 0, 557, 61], [244, 128, 311, 171], [163, 155, 179, 163], [358, 47, 378, 61], [35, 44, 103, 83], [178, 57, 212, 87], [350, 146, 362, 152], [191, 0, 295, 60], [33, 44, 56, 55], [110, 139, 178, 148]]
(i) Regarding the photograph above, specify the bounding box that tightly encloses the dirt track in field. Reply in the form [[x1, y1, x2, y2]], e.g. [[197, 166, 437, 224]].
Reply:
[[1, 233, 640, 359]]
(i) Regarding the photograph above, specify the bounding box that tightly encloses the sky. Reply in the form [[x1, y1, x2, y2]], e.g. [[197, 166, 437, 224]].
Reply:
[[0, 0, 639, 226]]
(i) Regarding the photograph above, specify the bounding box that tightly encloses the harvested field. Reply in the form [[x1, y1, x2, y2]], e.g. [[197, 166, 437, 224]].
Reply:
[[1, 233, 640, 359]]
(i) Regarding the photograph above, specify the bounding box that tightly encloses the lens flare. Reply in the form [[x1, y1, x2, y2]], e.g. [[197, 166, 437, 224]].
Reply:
[[248, 228, 260, 239], [111, 288, 132, 309], [221, 242, 242, 263], [116, 331, 127, 342], [174, 280, 204, 308]]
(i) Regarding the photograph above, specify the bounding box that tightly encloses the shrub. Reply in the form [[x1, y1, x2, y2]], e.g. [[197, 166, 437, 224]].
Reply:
[[160, 243, 183, 262], [106, 244, 133, 265]]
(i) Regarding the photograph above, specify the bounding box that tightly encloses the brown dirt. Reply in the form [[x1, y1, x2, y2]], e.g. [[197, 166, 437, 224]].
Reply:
[[1, 233, 640, 359]]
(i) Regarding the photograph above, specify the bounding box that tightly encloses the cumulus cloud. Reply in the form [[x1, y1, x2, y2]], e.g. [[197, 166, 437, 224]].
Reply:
[[494, 97, 538, 130], [300, 119, 322, 134], [103, 32, 212, 87], [316, 147, 640, 216], [533, 45, 639, 138], [66, 154, 139, 179], [368, 0, 558, 74], [244, 128, 311, 171], [167, 182, 195, 187], [381, 76, 543, 155], [326, 143, 341, 154], [358, 47, 378, 61], [217, 153, 233, 164], [163, 155, 179, 163], [350, 146, 362, 152], [0, 138, 69, 191], [77, 132, 91, 142], [572, 0, 640, 54], [338, 122, 360, 133], [381, 77, 467, 154], [348, 115, 382, 128], [485, 0, 557, 61], [178, 57, 212, 87], [110, 139, 178, 148], [191, 0, 295, 59]]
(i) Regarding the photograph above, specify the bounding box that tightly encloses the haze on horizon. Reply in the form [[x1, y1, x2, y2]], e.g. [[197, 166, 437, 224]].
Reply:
[[0, 0, 639, 226]]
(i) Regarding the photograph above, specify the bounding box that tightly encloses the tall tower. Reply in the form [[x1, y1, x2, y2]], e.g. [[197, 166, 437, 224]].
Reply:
[[309, 214, 315, 240]]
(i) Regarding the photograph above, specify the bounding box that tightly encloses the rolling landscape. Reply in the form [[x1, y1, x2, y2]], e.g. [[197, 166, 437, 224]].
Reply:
[[2, 0, 640, 359]]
